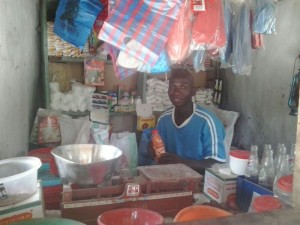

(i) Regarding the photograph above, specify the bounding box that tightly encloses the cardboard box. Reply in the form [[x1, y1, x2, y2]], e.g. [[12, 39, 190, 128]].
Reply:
[[137, 116, 156, 131], [203, 168, 237, 204], [0, 183, 45, 225], [136, 104, 156, 131]]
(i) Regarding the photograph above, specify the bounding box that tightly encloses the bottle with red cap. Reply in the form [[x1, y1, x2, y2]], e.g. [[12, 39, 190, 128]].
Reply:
[[151, 129, 165, 160]]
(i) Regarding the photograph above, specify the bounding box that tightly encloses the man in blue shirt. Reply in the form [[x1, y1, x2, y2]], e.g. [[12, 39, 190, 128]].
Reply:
[[150, 68, 226, 174]]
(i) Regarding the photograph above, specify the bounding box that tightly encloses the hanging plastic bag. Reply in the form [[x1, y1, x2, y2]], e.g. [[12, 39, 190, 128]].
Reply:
[[110, 132, 138, 176], [231, 2, 252, 76], [193, 50, 206, 73], [220, 0, 233, 68], [98, 0, 183, 66], [104, 43, 137, 80], [138, 128, 156, 166], [253, 0, 276, 34], [250, 10, 264, 49], [54, 0, 104, 49], [192, 0, 227, 50], [117, 40, 171, 74], [166, 0, 193, 64]]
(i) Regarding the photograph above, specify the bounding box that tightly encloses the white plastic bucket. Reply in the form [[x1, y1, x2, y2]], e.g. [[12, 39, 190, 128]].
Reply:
[[0, 156, 41, 206], [229, 150, 250, 175]]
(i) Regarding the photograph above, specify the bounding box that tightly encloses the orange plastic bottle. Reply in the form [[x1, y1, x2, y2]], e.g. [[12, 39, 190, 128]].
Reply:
[[151, 129, 165, 160]]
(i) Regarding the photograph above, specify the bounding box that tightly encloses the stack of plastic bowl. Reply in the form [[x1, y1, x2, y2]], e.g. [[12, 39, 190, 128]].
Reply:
[[97, 208, 164, 225], [174, 205, 232, 222], [0, 157, 41, 206]]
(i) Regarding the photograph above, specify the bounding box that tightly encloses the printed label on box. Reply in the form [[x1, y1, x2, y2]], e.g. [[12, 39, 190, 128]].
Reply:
[[204, 169, 237, 204], [0, 185, 44, 225]]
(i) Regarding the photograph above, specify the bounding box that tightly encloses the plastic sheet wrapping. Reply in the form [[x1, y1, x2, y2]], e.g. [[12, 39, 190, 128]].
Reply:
[[104, 43, 137, 80], [138, 50, 171, 74], [220, 0, 233, 69], [191, 0, 226, 50], [117, 41, 171, 74], [98, 0, 183, 67], [193, 50, 206, 73], [250, 10, 264, 49], [54, 0, 104, 49], [231, 2, 252, 76], [166, 0, 193, 64], [253, 0, 276, 34], [110, 132, 138, 176]]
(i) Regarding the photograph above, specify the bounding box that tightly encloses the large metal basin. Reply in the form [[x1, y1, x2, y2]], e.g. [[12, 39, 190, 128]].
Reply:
[[51, 144, 122, 185]]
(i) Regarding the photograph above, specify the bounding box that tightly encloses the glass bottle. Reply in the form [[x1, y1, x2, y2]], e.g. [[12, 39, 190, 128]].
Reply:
[[258, 144, 275, 190], [274, 144, 287, 172], [244, 145, 260, 183], [289, 143, 296, 174], [274, 153, 290, 186], [273, 154, 292, 205]]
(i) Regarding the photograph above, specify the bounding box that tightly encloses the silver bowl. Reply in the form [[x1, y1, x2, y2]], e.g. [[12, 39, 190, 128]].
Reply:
[[51, 144, 122, 185]]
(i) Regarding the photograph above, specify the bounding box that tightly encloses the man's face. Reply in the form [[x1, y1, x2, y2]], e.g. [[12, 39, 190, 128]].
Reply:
[[168, 74, 195, 107]]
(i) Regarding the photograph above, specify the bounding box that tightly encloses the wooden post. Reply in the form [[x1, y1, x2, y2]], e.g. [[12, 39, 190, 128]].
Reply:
[[292, 87, 300, 208]]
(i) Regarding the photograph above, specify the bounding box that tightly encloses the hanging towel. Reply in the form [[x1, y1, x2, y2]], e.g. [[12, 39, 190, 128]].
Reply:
[[98, 0, 183, 66]]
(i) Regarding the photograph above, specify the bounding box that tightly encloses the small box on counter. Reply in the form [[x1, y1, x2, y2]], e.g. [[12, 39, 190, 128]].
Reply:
[[0, 183, 44, 225], [203, 168, 237, 205], [236, 176, 273, 212]]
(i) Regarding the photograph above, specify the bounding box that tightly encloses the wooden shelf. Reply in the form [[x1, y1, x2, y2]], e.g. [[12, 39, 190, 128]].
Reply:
[[62, 110, 90, 117], [49, 56, 84, 63], [48, 56, 113, 64]]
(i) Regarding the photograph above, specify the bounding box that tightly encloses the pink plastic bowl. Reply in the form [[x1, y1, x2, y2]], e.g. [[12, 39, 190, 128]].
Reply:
[[97, 208, 164, 225]]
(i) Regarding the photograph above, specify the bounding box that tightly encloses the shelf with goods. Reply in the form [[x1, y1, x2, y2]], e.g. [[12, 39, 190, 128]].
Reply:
[[40, 0, 141, 121], [40, 0, 218, 125]]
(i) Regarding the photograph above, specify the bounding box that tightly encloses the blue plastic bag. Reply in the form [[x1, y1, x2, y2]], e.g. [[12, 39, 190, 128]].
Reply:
[[54, 0, 104, 49], [138, 128, 156, 166], [253, 0, 276, 34]]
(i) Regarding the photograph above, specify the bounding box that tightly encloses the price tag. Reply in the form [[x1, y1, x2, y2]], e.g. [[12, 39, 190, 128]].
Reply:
[[191, 0, 206, 12]]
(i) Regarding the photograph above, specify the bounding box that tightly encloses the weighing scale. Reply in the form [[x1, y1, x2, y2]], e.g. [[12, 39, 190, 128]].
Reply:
[[61, 164, 202, 225]]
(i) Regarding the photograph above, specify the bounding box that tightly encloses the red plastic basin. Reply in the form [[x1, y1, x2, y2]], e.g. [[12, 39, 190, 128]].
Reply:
[[97, 208, 164, 225]]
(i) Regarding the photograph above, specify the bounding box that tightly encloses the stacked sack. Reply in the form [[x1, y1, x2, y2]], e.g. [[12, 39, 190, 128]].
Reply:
[[145, 78, 172, 111], [50, 82, 96, 112], [193, 88, 214, 105]]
